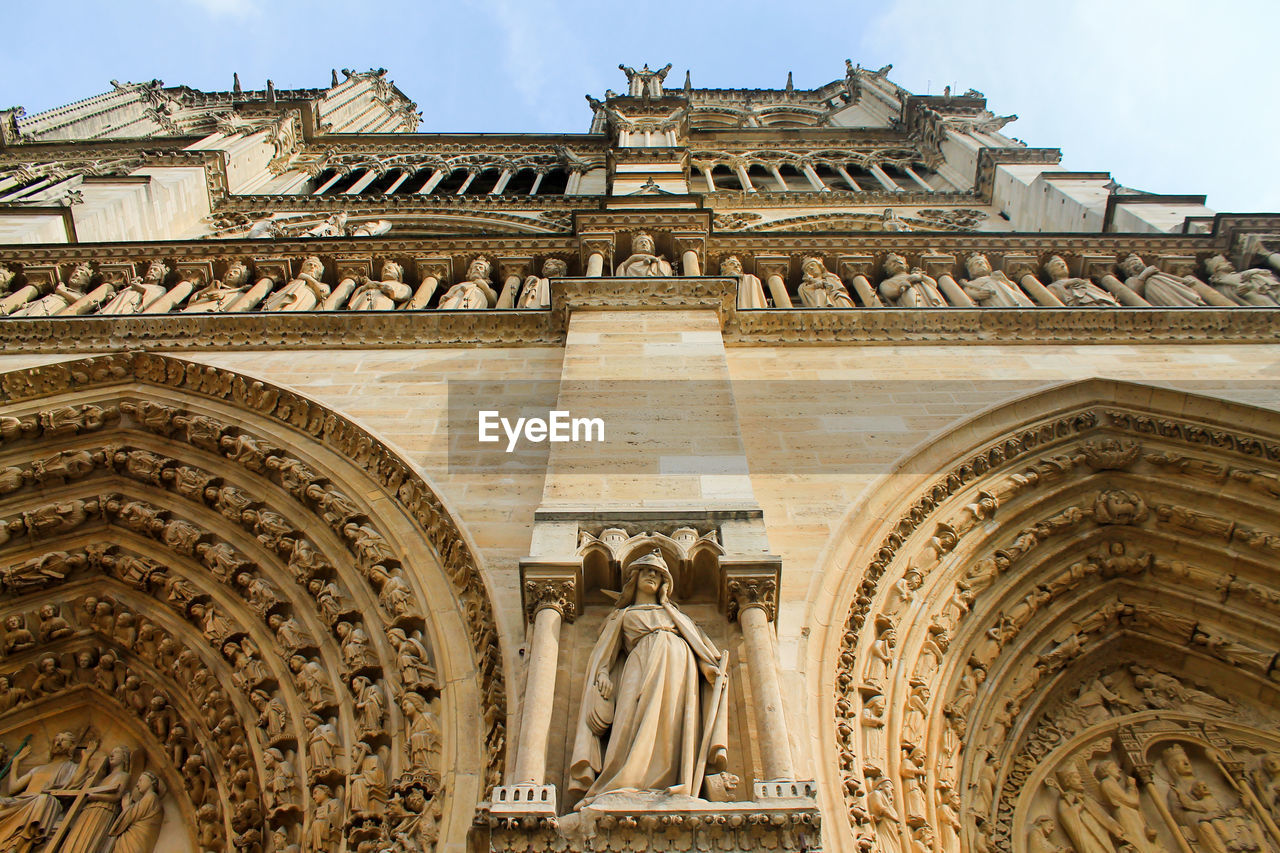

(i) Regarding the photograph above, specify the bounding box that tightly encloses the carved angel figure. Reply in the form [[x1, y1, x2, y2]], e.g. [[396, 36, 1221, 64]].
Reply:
[[568, 550, 728, 806]]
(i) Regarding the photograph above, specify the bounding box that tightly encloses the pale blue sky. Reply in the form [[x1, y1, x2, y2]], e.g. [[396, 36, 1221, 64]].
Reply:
[[3, 0, 1276, 213]]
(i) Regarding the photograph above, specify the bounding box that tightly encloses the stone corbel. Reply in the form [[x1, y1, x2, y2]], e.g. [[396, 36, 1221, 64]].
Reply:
[[496, 256, 534, 310]]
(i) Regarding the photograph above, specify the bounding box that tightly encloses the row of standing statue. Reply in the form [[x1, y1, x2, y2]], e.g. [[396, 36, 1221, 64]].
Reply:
[[1, 244, 1277, 319]]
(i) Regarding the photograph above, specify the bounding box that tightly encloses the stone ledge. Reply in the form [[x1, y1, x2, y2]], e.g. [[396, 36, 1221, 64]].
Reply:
[[475, 791, 822, 853], [1, 305, 1277, 352]]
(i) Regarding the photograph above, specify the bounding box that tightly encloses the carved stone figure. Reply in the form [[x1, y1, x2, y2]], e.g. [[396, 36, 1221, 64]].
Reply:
[[1027, 816, 1065, 853], [1094, 760, 1157, 853], [349, 261, 413, 311], [403, 692, 441, 769], [1119, 254, 1207, 307], [438, 257, 497, 310], [387, 628, 437, 691], [614, 232, 673, 277], [797, 256, 854, 308], [308, 784, 341, 848], [290, 655, 335, 708], [60, 744, 132, 851], [1252, 753, 1280, 825], [568, 550, 728, 805], [1044, 255, 1120, 307], [184, 260, 253, 312], [868, 777, 903, 853], [262, 747, 298, 811], [349, 742, 386, 814], [263, 256, 329, 312], [879, 253, 946, 307], [1162, 745, 1258, 853], [305, 714, 340, 771], [99, 260, 169, 314], [353, 675, 386, 736], [1052, 764, 1123, 853], [337, 621, 378, 671], [14, 263, 93, 317], [517, 258, 568, 309], [720, 255, 768, 309], [962, 254, 1034, 307], [0, 731, 96, 847], [1204, 254, 1280, 306], [107, 770, 164, 853]]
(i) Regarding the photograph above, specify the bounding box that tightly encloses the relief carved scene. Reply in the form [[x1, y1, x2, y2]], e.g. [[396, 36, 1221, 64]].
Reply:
[[0, 355, 505, 852], [821, 382, 1280, 853]]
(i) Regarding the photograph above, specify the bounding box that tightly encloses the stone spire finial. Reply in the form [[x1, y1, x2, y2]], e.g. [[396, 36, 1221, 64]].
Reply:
[[785, 71, 794, 94], [266, 80, 276, 102], [232, 73, 242, 96], [683, 70, 692, 97], [331, 69, 340, 87]]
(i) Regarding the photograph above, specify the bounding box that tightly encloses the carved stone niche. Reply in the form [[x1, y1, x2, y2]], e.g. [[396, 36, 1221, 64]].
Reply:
[[493, 518, 813, 852], [0, 698, 197, 852]]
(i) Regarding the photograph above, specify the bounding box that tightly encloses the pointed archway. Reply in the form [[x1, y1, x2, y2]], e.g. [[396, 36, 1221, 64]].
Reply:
[[809, 379, 1280, 853], [0, 353, 507, 852]]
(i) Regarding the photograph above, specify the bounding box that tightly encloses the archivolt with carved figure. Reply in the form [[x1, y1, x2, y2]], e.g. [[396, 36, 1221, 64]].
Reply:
[[0, 354, 505, 852], [814, 380, 1280, 853]]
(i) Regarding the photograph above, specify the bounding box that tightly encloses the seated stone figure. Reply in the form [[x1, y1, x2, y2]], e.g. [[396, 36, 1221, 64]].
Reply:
[[615, 232, 673, 277], [438, 257, 498, 310], [263, 256, 329, 312], [349, 261, 413, 311], [1043, 255, 1119, 307], [797, 256, 854, 308], [184, 261, 254, 313], [517, 258, 568, 309], [961, 254, 1035, 307], [99, 260, 169, 315], [720, 255, 768, 309], [1204, 254, 1280, 306], [878, 253, 945, 307]]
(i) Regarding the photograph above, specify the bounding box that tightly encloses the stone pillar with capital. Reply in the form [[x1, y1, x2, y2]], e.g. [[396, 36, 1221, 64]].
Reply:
[[726, 570, 796, 781], [513, 574, 577, 785]]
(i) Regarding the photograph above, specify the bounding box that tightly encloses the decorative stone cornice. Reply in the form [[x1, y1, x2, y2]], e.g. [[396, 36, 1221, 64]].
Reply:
[[974, 147, 1062, 198]]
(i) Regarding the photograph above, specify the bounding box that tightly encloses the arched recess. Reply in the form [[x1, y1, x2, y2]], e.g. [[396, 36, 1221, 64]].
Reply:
[[0, 353, 506, 852], [808, 379, 1280, 853]]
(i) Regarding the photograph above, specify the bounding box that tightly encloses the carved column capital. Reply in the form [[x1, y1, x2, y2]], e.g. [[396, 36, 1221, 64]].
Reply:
[[523, 577, 577, 623], [727, 575, 778, 622]]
